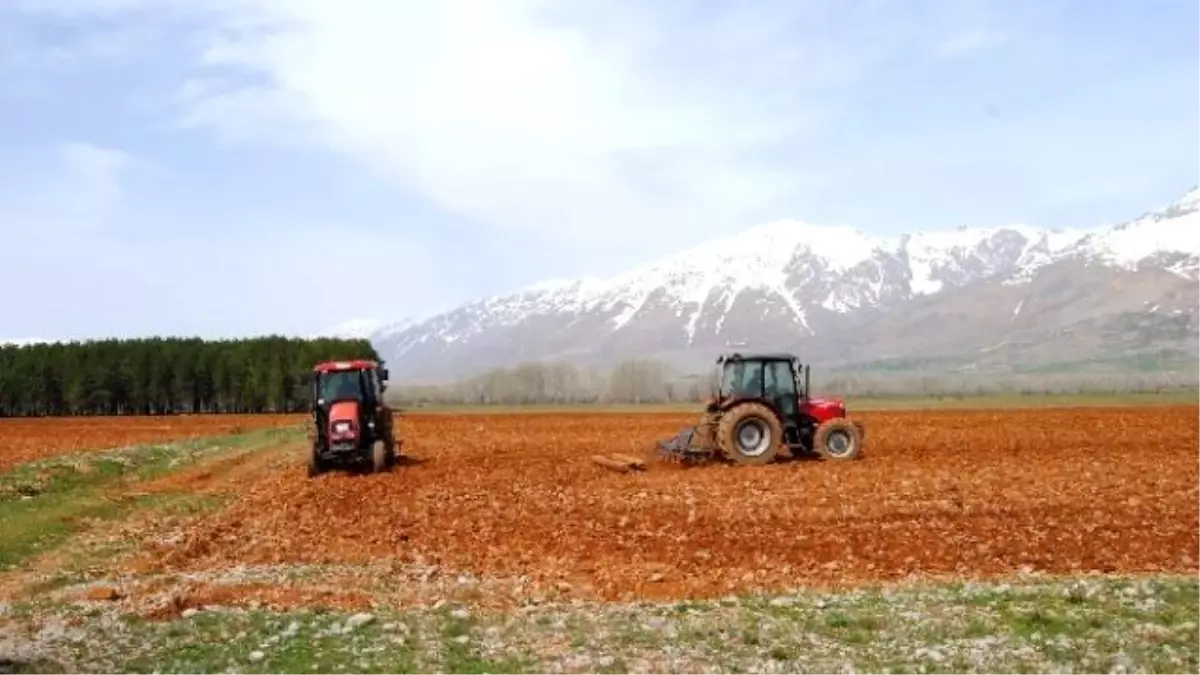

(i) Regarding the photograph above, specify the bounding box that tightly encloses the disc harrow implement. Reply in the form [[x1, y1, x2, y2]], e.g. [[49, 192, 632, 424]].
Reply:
[[655, 412, 720, 466]]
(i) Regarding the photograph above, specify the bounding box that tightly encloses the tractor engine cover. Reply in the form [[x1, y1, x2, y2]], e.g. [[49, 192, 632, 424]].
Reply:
[[327, 400, 360, 447], [800, 396, 847, 423]]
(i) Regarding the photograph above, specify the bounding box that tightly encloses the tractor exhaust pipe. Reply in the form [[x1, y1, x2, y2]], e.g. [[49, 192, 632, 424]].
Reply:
[[804, 364, 811, 400]]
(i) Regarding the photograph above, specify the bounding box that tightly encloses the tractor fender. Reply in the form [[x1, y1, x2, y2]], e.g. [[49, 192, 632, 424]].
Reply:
[[713, 396, 784, 417]]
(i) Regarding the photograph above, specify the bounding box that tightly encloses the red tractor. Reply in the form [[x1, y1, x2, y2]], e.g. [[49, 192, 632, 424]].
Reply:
[[307, 359, 402, 476], [658, 352, 865, 465]]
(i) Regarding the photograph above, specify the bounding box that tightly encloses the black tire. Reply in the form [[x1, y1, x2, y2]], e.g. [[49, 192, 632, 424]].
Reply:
[[307, 443, 325, 477], [813, 418, 863, 461], [385, 436, 398, 468], [716, 403, 783, 465], [372, 439, 389, 473], [852, 420, 866, 442]]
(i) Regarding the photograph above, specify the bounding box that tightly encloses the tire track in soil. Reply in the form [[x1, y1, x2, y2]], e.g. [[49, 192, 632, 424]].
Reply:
[[0, 436, 299, 606], [130, 407, 1200, 605], [129, 441, 295, 497], [0, 415, 303, 473]]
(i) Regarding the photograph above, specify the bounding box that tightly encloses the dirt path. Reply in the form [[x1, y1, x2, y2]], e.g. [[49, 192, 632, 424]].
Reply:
[[130, 442, 296, 497], [0, 433, 302, 610], [0, 415, 303, 473]]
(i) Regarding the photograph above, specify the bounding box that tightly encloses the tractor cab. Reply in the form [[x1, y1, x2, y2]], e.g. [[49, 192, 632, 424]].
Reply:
[[312, 360, 388, 409], [711, 352, 849, 441], [308, 359, 401, 476]]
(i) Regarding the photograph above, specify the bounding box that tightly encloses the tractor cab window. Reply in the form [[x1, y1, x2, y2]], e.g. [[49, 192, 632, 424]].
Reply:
[[763, 361, 797, 398], [320, 371, 363, 402], [721, 360, 764, 397]]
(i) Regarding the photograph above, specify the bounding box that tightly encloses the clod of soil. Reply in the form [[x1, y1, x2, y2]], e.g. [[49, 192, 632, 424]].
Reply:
[[84, 586, 122, 601]]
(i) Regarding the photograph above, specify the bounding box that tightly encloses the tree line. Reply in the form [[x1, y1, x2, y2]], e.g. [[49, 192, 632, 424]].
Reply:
[[393, 359, 711, 406], [0, 336, 380, 417], [5, 340, 1193, 416]]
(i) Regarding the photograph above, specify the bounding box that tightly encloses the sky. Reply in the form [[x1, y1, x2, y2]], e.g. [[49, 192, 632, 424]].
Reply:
[[1, 0, 1196, 342]]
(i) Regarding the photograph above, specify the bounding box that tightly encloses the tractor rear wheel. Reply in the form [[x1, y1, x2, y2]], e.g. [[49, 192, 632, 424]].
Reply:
[[385, 439, 398, 468], [693, 411, 720, 450], [814, 418, 863, 461], [372, 440, 389, 473], [716, 403, 783, 465]]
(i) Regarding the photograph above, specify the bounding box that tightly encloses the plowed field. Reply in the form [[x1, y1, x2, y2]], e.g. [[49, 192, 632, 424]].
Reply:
[[0, 414, 303, 472], [138, 406, 1199, 603]]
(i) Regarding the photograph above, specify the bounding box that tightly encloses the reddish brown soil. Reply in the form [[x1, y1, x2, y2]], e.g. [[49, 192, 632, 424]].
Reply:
[[132, 442, 294, 496], [136, 407, 1199, 603], [0, 414, 304, 472]]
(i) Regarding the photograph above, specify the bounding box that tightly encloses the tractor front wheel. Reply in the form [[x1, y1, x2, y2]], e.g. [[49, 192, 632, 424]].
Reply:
[[307, 443, 326, 478], [372, 440, 389, 473], [814, 418, 863, 461], [716, 403, 783, 465]]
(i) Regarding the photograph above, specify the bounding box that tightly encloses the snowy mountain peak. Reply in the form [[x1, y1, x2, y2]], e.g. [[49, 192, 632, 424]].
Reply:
[[375, 316, 425, 338], [689, 218, 884, 272], [517, 276, 604, 294], [370, 187, 1200, 380], [1166, 185, 1199, 214], [1078, 188, 1200, 276], [381, 219, 1075, 348]]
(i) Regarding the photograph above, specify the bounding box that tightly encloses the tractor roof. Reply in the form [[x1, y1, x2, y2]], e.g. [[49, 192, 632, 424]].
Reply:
[[312, 359, 380, 374], [718, 352, 798, 363]]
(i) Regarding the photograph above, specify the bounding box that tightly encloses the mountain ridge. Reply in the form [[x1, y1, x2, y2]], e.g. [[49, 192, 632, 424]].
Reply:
[[361, 187, 1200, 381]]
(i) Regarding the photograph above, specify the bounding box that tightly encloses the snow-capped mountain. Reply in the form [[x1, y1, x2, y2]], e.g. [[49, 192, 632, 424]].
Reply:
[[372, 188, 1200, 381], [1074, 186, 1200, 278], [374, 316, 423, 339], [316, 316, 426, 343]]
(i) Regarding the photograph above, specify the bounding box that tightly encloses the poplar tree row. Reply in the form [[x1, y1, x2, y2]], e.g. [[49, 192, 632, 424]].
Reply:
[[0, 336, 380, 417], [393, 358, 711, 406]]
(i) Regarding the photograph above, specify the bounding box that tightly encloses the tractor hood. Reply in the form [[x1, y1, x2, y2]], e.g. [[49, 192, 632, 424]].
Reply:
[[328, 400, 360, 437], [802, 396, 847, 423]]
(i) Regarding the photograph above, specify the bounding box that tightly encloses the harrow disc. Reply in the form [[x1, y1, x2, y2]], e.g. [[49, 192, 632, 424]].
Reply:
[[655, 422, 719, 467]]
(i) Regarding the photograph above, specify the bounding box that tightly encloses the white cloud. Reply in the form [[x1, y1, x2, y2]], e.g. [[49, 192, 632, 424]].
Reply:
[[2, 0, 1077, 342], [170, 0, 875, 252], [58, 141, 134, 216], [0, 204, 446, 341], [103, 220, 449, 336], [3, 0, 1025, 259], [0, 141, 135, 239]]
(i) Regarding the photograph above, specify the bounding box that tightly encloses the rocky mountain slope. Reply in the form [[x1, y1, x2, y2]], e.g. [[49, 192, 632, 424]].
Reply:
[[368, 188, 1200, 381]]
